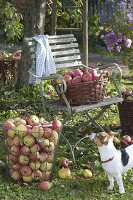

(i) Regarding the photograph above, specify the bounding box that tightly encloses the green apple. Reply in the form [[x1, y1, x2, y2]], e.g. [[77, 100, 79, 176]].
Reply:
[[82, 169, 93, 179], [57, 168, 71, 179]]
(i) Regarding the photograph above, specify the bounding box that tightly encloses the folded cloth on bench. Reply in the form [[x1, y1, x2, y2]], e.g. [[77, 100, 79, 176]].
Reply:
[[29, 35, 56, 84]]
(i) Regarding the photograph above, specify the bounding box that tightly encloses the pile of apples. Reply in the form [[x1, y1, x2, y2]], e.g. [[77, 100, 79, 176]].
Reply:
[[4, 115, 61, 187], [120, 134, 133, 148], [63, 67, 101, 85], [121, 88, 133, 101]]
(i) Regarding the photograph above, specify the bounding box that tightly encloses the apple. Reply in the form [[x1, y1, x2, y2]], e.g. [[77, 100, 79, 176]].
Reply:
[[26, 115, 40, 126], [23, 135, 35, 147], [5, 120, 15, 131], [71, 76, 82, 84], [20, 165, 32, 176], [9, 154, 18, 164], [45, 142, 55, 153], [10, 171, 21, 181], [50, 130, 59, 144], [113, 137, 120, 145], [46, 154, 54, 163], [26, 125, 32, 135], [31, 125, 44, 138], [42, 171, 51, 181], [15, 119, 27, 126], [29, 161, 41, 170], [15, 124, 27, 138], [60, 157, 69, 168], [37, 152, 48, 162], [30, 144, 40, 154], [120, 140, 129, 148], [29, 153, 38, 161], [11, 163, 21, 171], [18, 155, 29, 165], [39, 181, 52, 190], [13, 136, 20, 146], [32, 170, 43, 180], [43, 128, 52, 138], [73, 69, 83, 77], [82, 71, 92, 82], [40, 162, 53, 172], [7, 128, 16, 138], [57, 168, 71, 179], [22, 175, 33, 182], [39, 117, 47, 124], [82, 169, 93, 179], [20, 145, 30, 155], [65, 71, 74, 78], [121, 135, 131, 143], [79, 126, 88, 134], [10, 145, 20, 156], [64, 75, 72, 84], [52, 119, 62, 131], [6, 137, 14, 147], [39, 139, 50, 150]]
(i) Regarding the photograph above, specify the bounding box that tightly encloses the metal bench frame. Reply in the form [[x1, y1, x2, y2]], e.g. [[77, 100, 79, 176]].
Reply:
[[25, 34, 123, 162]]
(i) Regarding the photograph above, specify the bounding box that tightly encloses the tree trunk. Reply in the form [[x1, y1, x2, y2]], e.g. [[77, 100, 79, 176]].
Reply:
[[16, 0, 47, 89]]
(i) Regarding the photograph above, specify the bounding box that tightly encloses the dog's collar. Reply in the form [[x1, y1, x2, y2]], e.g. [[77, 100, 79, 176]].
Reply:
[[101, 157, 114, 164]]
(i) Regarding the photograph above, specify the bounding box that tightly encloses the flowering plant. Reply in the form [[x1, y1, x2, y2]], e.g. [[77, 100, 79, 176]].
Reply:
[[96, 0, 133, 72]]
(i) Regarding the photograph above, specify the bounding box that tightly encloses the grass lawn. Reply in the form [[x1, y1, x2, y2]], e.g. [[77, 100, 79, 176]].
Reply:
[[0, 77, 133, 200]]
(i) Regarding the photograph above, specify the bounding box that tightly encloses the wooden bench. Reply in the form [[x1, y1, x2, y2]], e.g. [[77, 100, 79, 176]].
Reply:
[[25, 34, 123, 161]]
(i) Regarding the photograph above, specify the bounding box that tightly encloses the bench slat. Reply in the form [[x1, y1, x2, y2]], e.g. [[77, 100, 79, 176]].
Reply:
[[55, 61, 83, 69], [54, 55, 81, 62], [48, 37, 76, 44], [50, 43, 78, 50], [52, 49, 80, 56]]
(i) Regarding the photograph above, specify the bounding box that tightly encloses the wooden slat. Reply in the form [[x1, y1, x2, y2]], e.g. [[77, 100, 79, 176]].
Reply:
[[50, 43, 78, 50], [54, 55, 81, 62], [55, 61, 82, 69], [48, 34, 74, 39], [56, 28, 82, 31], [48, 37, 76, 44], [52, 49, 80, 56]]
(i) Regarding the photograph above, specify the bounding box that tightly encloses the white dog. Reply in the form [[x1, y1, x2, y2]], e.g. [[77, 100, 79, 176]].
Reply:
[[89, 132, 133, 194]]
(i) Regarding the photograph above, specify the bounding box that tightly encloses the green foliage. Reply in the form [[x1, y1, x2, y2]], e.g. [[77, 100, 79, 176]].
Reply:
[[0, 1, 23, 43]]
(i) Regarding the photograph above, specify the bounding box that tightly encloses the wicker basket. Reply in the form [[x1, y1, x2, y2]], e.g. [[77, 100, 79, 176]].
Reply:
[[53, 73, 108, 106], [118, 101, 133, 136]]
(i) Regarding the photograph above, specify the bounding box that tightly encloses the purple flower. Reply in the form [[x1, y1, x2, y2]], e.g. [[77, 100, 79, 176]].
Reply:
[[104, 32, 117, 51], [116, 45, 121, 52], [125, 38, 132, 48]]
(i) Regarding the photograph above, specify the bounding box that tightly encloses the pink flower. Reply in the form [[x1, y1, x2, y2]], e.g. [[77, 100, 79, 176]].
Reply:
[[125, 38, 132, 48]]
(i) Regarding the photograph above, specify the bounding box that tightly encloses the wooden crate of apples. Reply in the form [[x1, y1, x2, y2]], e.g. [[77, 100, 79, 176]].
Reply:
[[4, 115, 61, 190], [54, 66, 108, 105]]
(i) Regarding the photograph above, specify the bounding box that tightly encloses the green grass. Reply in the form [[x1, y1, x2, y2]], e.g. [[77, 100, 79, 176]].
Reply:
[[0, 77, 133, 200]]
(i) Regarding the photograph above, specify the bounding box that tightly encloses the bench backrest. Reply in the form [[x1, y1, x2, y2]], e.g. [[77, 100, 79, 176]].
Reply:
[[25, 34, 83, 70]]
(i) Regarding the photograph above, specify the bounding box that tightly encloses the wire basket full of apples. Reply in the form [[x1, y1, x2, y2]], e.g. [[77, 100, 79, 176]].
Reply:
[[53, 66, 108, 106], [3, 115, 62, 184]]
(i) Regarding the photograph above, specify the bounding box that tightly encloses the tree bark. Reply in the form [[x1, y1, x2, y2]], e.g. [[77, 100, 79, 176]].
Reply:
[[16, 0, 47, 89]]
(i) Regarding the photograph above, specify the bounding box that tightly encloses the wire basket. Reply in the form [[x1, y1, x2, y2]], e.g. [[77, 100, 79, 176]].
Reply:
[[3, 116, 60, 183], [118, 101, 133, 136], [53, 72, 108, 106]]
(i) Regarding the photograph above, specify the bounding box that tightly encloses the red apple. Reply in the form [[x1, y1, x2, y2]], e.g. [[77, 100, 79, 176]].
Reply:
[[37, 152, 48, 162], [71, 76, 82, 84], [73, 69, 83, 78], [64, 75, 72, 84], [39, 181, 52, 190], [6, 137, 14, 147], [11, 163, 21, 171], [122, 135, 131, 143], [15, 119, 27, 126], [29, 153, 38, 161], [65, 71, 74, 78], [9, 154, 18, 164], [82, 71, 92, 82], [30, 144, 40, 154], [43, 127, 52, 138], [20, 145, 30, 155], [5, 120, 15, 131], [60, 157, 69, 168], [52, 119, 62, 131], [20, 165, 32, 176], [10, 145, 20, 156]]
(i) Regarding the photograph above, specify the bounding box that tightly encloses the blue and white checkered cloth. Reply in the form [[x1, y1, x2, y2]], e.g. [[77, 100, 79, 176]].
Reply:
[[29, 35, 56, 84]]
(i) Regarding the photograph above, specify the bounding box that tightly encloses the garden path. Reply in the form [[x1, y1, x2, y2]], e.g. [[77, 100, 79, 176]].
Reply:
[[88, 53, 129, 77]]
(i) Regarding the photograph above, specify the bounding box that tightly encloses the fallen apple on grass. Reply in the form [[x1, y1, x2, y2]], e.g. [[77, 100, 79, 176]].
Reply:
[[39, 180, 52, 190], [82, 169, 93, 179], [60, 157, 69, 168], [57, 168, 71, 179]]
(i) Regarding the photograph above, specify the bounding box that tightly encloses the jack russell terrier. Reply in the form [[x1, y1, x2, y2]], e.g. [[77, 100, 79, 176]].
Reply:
[[89, 132, 133, 194]]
